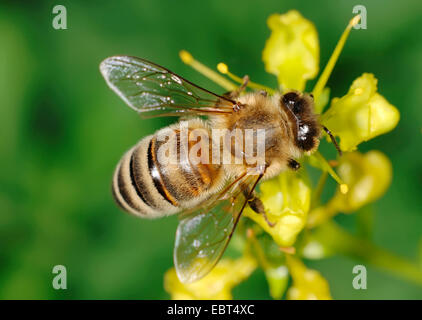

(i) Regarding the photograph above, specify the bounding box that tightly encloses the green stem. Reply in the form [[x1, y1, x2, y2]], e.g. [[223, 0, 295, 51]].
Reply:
[[311, 171, 328, 209], [312, 15, 361, 112], [315, 221, 422, 286], [309, 152, 348, 194], [356, 205, 375, 240], [248, 230, 271, 271]]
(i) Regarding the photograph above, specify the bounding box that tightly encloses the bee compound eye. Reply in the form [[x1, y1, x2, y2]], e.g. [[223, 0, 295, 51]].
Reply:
[[292, 99, 304, 114], [282, 92, 299, 108], [282, 92, 305, 115]]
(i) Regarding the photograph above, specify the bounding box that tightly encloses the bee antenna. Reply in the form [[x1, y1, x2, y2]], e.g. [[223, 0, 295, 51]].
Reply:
[[323, 126, 342, 156]]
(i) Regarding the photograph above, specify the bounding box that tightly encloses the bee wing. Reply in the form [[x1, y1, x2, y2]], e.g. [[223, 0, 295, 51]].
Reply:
[[174, 172, 263, 283], [100, 56, 235, 118]]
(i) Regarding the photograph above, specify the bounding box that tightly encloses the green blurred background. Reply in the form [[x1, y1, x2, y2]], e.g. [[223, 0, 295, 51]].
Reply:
[[0, 0, 421, 299]]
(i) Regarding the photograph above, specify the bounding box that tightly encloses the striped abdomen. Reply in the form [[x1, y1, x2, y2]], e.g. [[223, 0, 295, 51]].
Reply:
[[112, 120, 223, 218]]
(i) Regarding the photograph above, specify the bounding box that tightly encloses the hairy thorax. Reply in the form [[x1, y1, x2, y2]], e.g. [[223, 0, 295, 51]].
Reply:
[[211, 93, 302, 180]]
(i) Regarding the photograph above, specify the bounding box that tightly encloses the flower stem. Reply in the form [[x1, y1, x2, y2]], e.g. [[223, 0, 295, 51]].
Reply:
[[315, 221, 422, 286], [312, 15, 361, 113], [247, 228, 271, 271], [311, 171, 328, 209], [356, 205, 375, 240], [310, 151, 348, 193]]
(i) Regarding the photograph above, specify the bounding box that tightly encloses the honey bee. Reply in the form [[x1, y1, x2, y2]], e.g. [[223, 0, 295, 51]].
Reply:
[[100, 56, 340, 283]]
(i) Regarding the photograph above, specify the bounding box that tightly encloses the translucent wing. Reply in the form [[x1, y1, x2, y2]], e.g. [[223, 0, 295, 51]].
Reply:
[[100, 56, 235, 118], [174, 173, 263, 283]]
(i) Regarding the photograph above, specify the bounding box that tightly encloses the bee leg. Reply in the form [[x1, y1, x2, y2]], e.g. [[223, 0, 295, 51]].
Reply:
[[223, 76, 249, 112], [288, 159, 301, 171], [258, 90, 268, 97], [237, 75, 249, 95], [247, 195, 276, 228], [247, 195, 264, 213], [322, 126, 343, 156], [262, 212, 276, 227], [222, 75, 250, 100]]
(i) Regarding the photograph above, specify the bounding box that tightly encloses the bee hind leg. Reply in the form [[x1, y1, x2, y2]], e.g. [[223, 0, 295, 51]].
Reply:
[[248, 196, 276, 228]]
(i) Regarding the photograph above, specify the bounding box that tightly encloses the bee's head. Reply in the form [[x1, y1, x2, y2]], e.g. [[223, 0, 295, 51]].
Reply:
[[281, 91, 320, 152]]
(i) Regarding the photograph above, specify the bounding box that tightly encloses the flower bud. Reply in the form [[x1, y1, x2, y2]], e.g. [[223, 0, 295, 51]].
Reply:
[[262, 10, 319, 91], [286, 255, 332, 300], [245, 171, 311, 247], [265, 265, 289, 300], [321, 73, 399, 151], [329, 150, 392, 213]]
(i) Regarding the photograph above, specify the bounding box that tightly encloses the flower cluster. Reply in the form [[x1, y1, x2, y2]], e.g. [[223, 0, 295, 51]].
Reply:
[[165, 10, 400, 300], [164, 255, 256, 300]]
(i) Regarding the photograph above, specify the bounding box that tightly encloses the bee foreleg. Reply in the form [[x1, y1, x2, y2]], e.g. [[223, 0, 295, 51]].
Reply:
[[288, 159, 301, 171]]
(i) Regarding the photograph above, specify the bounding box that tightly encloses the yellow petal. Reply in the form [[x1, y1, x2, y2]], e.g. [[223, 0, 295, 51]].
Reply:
[[164, 256, 256, 300], [322, 73, 400, 151], [262, 10, 319, 91], [244, 170, 311, 247], [286, 255, 332, 300]]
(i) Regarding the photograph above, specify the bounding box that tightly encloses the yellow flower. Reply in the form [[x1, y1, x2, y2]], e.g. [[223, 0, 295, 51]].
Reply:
[[321, 73, 400, 151], [286, 255, 332, 300], [164, 256, 256, 300], [308, 150, 392, 227], [244, 170, 311, 247], [262, 13, 398, 150], [262, 10, 319, 91]]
